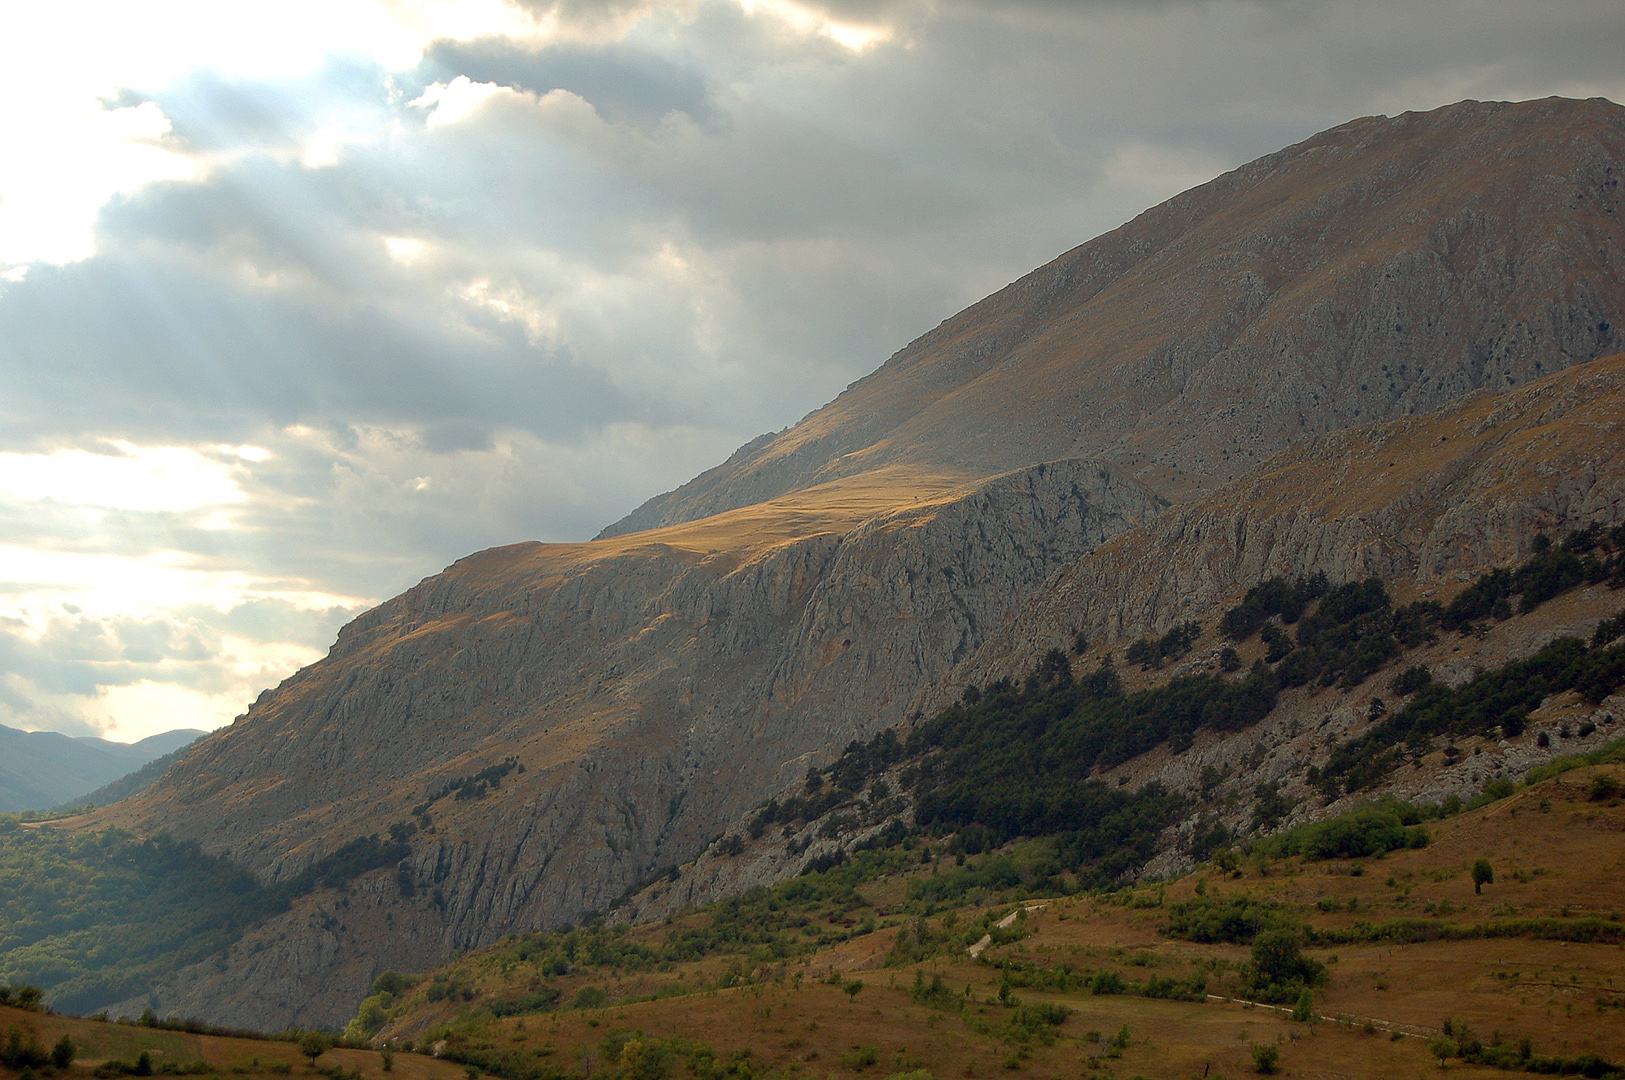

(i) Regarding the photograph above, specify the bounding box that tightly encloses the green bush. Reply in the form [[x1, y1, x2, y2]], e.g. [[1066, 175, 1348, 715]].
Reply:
[[1162, 897, 1293, 945], [1256, 802, 1429, 861], [1244, 928, 1325, 1003]]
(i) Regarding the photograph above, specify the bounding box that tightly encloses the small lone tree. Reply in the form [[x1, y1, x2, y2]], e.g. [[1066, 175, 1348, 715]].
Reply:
[[299, 1033, 333, 1068], [1471, 859, 1494, 894], [844, 979, 864, 1006], [1251, 1043, 1280, 1074]]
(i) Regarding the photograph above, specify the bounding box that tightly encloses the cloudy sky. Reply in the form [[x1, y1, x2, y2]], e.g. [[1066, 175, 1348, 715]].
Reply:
[[1, 0, 1622, 744]]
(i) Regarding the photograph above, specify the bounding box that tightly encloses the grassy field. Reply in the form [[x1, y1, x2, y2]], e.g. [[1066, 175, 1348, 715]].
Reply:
[[354, 761, 1625, 1080], [0, 1006, 466, 1080]]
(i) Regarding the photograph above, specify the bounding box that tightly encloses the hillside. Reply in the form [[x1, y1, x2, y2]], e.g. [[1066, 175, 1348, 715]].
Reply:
[[76, 355, 1625, 1032], [352, 758, 1625, 1080], [954, 349, 1625, 702], [16, 97, 1625, 1032], [0, 1001, 459, 1080], [72, 463, 1161, 1029], [0, 727, 204, 813]]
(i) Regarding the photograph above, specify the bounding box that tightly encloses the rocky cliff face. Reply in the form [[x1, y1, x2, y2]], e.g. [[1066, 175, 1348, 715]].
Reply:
[[607, 356, 1625, 922], [603, 96, 1624, 536], [102, 461, 1159, 1027], [951, 351, 1625, 700]]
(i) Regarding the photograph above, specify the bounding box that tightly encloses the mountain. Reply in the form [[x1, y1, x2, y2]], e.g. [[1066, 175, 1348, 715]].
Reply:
[[63, 96, 1625, 1029], [589, 351, 1625, 924], [56, 738, 209, 812], [0, 725, 205, 812], [602, 96, 1624, 535]]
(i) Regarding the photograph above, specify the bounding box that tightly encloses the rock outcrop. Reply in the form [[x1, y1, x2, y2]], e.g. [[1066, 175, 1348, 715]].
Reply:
[[951, 351, 1625, 699]]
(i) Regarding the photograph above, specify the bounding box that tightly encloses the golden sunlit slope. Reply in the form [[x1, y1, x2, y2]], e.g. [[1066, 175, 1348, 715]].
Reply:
[[605, 96, 1625, 536], [442, 465, 988, 588]]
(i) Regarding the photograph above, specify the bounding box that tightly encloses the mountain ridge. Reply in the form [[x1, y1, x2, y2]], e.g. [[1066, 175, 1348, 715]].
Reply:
[[602, 96, 1623, 536], [0, 725, 206, 813]]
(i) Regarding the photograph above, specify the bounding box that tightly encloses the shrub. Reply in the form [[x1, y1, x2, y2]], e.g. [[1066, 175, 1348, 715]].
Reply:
[[1245, 928, 1326, 1003], [840, 1046, 879, 1070], [1163, 897, 1292, 945]]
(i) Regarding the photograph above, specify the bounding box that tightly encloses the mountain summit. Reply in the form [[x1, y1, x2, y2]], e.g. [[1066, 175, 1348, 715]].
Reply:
[[83, 96, 1625, 1029], [604, 96, 1623, 534]]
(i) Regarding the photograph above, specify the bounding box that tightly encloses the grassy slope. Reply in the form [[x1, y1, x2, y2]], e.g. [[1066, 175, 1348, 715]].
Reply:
[[0, 1005, 464, 1080], [369, 762, 1625, 1080]]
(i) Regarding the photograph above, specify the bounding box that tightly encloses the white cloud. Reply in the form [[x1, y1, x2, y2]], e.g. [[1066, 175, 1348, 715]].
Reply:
[[0, 441, 254, 513], [0, 0, 545, 270], [412, 75, 518, 127], [0, 95, 198, 266], [0, 548, 363, 624], [738, 0, 897, 50], [0, 602, 350, 741]]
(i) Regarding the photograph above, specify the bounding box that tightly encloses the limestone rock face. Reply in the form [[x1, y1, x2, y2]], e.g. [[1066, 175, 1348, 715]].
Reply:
[[602, 96, 1625, 536], [104, 461, 1159, 1028], [950, 352, 1625, 701]]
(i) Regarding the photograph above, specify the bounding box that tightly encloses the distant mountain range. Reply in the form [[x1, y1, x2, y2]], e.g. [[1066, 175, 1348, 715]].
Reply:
[[0, 724, 205, 812]]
